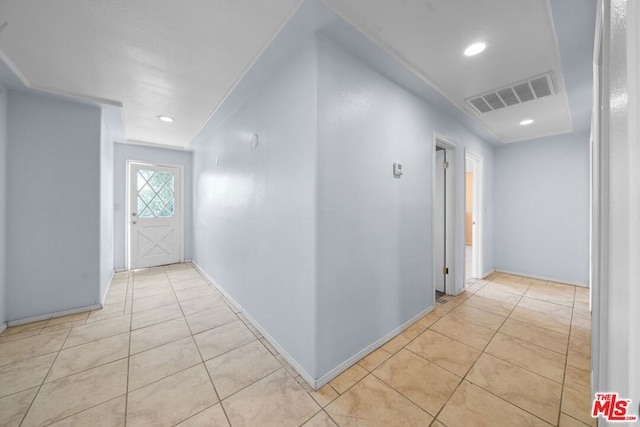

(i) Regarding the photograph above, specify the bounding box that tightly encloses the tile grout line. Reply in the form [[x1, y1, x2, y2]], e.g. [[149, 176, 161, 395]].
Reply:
[[16, 326, 72, 426], [124, 270, 135, 427], [428, 276, 530, 424], [4, 268, 589, 427], [173, 268, 235, 427], [127, 265, 223, 424], [468, 278, 583, 426], [428, 276, 571, 425], [321, 409, 341, 427], [368, 368, 444, 422], [467, 278, 569, 425], [556, 288, 577, 426], [20, 271, 132, 426], [338, 278, 493, 423], [478, 283, 573, 376], [395, 280, 494, 379], [349, 279, 492, 423]]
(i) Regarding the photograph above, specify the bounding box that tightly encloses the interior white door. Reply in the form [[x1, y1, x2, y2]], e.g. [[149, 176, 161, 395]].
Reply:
[[434, 149, 446, 293], [129, 163, 182, 269]]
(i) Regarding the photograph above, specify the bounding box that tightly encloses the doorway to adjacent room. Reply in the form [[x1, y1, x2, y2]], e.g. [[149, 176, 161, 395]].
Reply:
[[465, 150, 483, 284]]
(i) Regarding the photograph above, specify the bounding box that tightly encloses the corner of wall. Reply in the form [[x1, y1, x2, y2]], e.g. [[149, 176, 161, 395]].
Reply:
[[100, 108, 116, 301], [0, 81, 7, 329], [309, 33, 322, 381], [191, 37, 319, 378], [5, 89, 103, 321]]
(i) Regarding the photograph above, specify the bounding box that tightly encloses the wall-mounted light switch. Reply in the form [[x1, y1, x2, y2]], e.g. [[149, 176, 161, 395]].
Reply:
[[393, 162, 403, 177]]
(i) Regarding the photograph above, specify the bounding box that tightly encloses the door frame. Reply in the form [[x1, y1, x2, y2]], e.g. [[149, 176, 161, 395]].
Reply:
[[125, 160, 185, 270], [592, 0, 640, 404], [465, 150, 484, 280], [432, 133, 458, 297]]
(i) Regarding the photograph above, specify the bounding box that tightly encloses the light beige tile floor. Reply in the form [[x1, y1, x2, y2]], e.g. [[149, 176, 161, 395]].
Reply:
[[0, 264, 593, 426]]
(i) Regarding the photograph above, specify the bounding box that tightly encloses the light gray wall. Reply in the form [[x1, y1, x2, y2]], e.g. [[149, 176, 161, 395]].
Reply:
[[494, 132, 590, 285], [314, 35, 495, 377], [113, 142, 193, 270], [7, 90, 102, 321], [193, 40, 318, 376], [192, 34, 497, 382], [0, 81, 7, 328], [100, 111, 115, 299]]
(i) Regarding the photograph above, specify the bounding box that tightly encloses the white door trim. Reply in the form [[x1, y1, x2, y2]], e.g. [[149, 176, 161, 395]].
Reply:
[[465, 150, 484, 280], [590, 0, 604, 396], [432, 133, 458, 296], [125, 160, 184, 270], [593, 0, 640, 407]]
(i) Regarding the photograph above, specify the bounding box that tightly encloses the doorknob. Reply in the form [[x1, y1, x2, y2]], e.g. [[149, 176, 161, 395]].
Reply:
[[132, 213, 137, 217], [130, 221, 137, 225]]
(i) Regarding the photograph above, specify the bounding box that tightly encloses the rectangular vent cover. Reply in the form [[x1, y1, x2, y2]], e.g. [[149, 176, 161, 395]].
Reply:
[[466, 72, 557, 114]]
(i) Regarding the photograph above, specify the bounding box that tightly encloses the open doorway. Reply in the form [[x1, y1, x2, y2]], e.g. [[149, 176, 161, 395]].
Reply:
[[465, 151, 483, 283], [433, 136, 457, 299]]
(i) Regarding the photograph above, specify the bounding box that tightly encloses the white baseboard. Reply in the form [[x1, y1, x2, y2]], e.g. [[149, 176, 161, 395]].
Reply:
[[193, 261, 434, 391], [482, 269, 495, 280], [192, 261, 316, 386], [0, 322, 6, 334], [192, 262, 241, 313], [100, 270, 116, 306], [7, 303, 103, 328], [241, 308, 318, 388], [494, 269, 588, 288], [313, 305, 433, 390]]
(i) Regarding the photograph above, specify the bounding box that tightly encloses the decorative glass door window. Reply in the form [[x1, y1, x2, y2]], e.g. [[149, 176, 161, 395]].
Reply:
[[137, 169, 175, 218]]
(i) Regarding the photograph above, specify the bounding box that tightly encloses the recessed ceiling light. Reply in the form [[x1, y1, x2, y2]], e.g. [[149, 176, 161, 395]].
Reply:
[[157, 115, 174, 123], [464, 42, 486, 57], [520, 119, 534, 126]]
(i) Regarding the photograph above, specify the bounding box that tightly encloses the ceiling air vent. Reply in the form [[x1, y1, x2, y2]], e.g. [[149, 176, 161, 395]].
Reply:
[[466, 72, 557, 114]]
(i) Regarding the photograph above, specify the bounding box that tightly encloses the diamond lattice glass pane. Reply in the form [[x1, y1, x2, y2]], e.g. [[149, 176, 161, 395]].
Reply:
[[138, 185, 155, 204], [137, 171, 148, 191], [158, 171, 173, 183], [148, 197, 165, 216], [135, 169, 176, 219], [158, 198, 174, 217], [148, 173, 165, 192], [158, 186, 173, 203], [158, 205, 173, 217], [160, 200, 174, 216], [139, 170, 154, 180], [139, 207, 154, 218]]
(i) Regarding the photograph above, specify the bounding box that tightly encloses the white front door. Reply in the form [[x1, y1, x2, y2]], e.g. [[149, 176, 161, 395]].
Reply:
[[128, 163, 182, 269]]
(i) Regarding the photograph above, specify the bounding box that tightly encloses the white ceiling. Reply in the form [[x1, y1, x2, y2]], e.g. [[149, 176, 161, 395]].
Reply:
[[0, 0, 593, 148], [321, 0, 573, 143], [0, 0, 300, 148]]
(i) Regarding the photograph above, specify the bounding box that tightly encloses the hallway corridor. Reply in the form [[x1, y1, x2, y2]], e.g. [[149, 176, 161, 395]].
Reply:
[[0, 264, 592, 426]]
